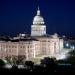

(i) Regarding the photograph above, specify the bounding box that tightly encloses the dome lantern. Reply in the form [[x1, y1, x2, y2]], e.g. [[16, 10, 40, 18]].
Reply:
[[37, 6, 40, 16]]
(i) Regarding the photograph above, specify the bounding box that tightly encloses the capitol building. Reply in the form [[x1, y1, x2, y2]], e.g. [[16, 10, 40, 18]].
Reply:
[[0, 7, 64, 61]]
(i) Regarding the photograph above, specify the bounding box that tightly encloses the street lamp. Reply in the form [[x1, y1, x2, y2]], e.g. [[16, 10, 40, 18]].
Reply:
[[66, 43, 69, 47], [70, 46, 75, 50]]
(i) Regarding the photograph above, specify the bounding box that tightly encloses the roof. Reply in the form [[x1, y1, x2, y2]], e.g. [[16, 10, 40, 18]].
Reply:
[[0, 35, 38, 42], [31, 34, 62, 39], [11, 37, 38, 42]]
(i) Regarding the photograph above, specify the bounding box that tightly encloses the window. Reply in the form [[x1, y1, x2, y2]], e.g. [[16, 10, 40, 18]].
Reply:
[[23, 46, 25, 48], [12, 45, 14, 48], [9, 49, 12, 53], [44, 27, 46, 31], [6, 45, 8, 48], [9, 45, 11, 48], [15, 46, 17, 48], [21, 46, 22, 48]]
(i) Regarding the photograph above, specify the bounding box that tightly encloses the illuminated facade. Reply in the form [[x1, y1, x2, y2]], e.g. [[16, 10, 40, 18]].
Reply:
[[0, 7, 64, 60]]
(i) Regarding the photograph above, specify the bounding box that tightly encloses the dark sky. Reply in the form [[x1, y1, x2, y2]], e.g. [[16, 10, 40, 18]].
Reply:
[[0, 0, 75, 36]]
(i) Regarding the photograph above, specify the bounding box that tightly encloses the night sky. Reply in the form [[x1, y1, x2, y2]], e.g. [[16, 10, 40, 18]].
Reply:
[[0, 0, 75, 36]]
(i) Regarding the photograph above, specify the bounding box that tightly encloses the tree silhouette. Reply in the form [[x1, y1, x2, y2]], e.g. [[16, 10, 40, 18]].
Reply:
[[65, 50, 75, 64], [40, 57, 57, 72], [16, 55, 26, 65], [25, 61, 34, 71], [0, 59, 5, 68]]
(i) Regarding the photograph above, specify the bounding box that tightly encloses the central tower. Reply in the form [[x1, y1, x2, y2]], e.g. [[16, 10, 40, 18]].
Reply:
[[31, 7, 46, 36]]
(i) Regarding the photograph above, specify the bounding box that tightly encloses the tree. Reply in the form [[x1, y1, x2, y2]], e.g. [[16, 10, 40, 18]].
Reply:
[[25, 61, 34, 71], [41, 57, 56, 65], [0, 59, 5, 68], [5, 56, 12, 64], [16, 55, 26, 65], [40, 57, 57, 72], [65, 50, 75, 64]]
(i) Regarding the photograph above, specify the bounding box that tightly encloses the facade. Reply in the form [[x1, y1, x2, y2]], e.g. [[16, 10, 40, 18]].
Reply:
[[0, 37, 40, 60], [0, 7, 64, 60]]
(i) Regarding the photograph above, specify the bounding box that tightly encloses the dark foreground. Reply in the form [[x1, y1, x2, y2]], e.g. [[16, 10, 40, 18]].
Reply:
[[0, 64, 75, 74]]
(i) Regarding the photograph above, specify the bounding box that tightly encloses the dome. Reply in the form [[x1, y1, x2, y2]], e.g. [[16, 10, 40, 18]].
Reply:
[[33, 15, 44, 25], [52, 33, 58, 38], [33, 7, 45, 25]]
